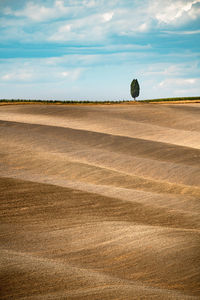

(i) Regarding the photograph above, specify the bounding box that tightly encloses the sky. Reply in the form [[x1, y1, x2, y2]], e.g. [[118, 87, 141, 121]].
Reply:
[[0, 0, 200, 101]]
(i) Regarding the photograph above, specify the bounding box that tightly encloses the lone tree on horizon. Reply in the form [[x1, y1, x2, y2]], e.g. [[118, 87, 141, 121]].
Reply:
[[130, 79, 140, 100]]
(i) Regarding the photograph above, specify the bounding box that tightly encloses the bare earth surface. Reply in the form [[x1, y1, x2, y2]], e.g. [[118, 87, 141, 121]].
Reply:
[[0, 103, 200, 299]]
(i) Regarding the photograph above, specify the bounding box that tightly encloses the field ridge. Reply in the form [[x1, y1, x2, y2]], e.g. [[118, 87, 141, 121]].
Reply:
[[0, 103, 200, 299]]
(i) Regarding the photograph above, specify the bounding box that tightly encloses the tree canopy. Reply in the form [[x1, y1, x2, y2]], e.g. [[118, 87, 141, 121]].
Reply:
[[130, 79, 140, 100]]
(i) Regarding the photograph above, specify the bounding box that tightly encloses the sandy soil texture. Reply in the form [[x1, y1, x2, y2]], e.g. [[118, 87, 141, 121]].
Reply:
[[0, 103, 200, 299]]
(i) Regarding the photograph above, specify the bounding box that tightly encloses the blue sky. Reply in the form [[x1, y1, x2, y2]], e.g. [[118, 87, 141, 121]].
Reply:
[[0, 0, 200, 100]]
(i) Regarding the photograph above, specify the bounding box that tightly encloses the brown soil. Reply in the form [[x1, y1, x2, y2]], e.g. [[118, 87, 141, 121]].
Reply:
[[0, 103, 200, 299]]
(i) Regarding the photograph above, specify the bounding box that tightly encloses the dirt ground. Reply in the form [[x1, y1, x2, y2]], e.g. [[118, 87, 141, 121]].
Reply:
[[0, 103, 200, 299]]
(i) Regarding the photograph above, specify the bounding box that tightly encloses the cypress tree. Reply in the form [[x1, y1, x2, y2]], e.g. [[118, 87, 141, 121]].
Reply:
[[130, 79, 140, 100]]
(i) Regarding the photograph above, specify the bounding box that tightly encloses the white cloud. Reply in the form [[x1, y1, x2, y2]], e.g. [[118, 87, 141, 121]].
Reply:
[[83, 0, 97, 7], [41, 49, 152, 69], [1, 71, 33, 81], [143, 59, 200, 79], [48, 3, 154, 42], [145, 65, 178, 76], [4, 0, 199, 45], [173, 87, 200, 95], [159, 78, 198, 87], [55, 0, 65, 9], [3, 0, 71, 21], [2, 0, 153, 42], [0, 55, 86, 86], [163, 29, 200, 34], [48, 13, 109, 42], [58, 24, 72, 33], [138, 23, 148, 32], [150, 0, 200, 24], [2, 0, 200, 44], [102, 12, 114, 22], [61, 71, 69, 77], [60, 68, 83, 80], [142, 62, 200, 98]]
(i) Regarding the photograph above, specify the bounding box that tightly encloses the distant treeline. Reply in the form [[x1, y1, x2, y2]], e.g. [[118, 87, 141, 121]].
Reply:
[[0, 99, 126, 104], [142, 96, 200, 102], [0, 97, 200, 104]]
